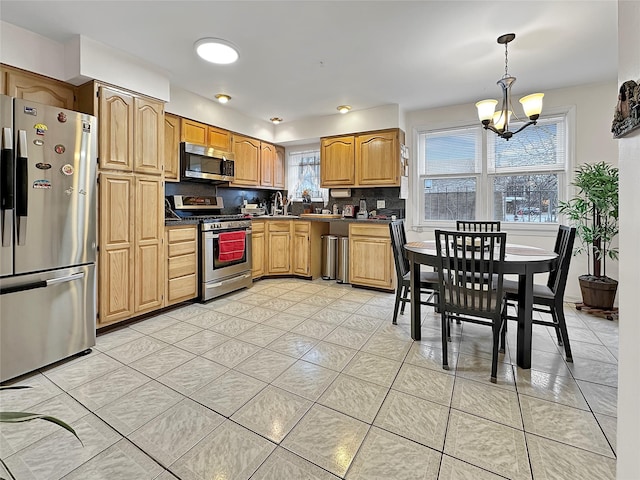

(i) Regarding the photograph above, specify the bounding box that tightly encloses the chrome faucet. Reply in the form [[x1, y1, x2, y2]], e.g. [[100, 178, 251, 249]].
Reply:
[[272, 191, 284, 215]]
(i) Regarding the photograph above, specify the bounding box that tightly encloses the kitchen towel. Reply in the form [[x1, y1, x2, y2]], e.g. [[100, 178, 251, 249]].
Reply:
[[218, 231, 246, 262]]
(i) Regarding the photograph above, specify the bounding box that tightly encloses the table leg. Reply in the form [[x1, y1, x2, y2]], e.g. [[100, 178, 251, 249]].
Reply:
[[516, 267, 534, 368], [410, 258, 421, 341]]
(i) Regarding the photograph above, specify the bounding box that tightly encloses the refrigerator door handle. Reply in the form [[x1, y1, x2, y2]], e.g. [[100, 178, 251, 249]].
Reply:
[[16, 130, 28, 246], [46, 272, 85, 286], [1, 127, 14, 247]]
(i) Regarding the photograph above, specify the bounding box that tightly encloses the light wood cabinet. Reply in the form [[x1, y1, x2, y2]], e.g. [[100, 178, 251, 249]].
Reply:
[[251, 220, 265, 279], [78, 83, 164, 175], [98, 173, 135, 325], [260, 142, 275, 187], [267, 221, 291, 274], [180, 119, 231, 152], [2, 65, 76, 109], [134, 97, 164, 175], [166, 225, 198, 305], [134, 176, 164, 313], [321, 129, 404, 188], [98, 87, 134, 172], [292, 222, 310, 276], [349, 223, 395, 290], [321, 135, 355, 187], [181, 118, 208, 145], [253, 219, 328, 280], [208, 125, 231, 151], [274, 145, 286, 189], [356, 130, 400, 186], [230, 134, 260, 186], [164, 113, 180, 181], [99, 173, 164, 325]]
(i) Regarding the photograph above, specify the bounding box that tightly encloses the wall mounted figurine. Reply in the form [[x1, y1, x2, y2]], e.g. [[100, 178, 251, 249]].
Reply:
[[612, 79, 640, 138]]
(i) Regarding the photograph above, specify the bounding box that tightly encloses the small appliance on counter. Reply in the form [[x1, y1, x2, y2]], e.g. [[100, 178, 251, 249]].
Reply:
[[342, 204, 355, 217], [356, 199, 368, 219], [240, 204, 266, 216]]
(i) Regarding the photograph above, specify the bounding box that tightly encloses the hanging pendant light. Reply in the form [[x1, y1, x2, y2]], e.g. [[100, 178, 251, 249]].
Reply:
[[476, 33, 544, 140]]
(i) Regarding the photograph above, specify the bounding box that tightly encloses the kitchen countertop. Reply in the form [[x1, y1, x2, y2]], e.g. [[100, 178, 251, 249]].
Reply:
[[164, 216, 395, 226]]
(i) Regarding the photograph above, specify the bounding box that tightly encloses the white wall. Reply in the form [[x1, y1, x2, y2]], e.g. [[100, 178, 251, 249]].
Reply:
[[616, 1, 640, 477], [404, 80, 619, 302], [275, 104, 402, 144], [1, 22, 170, 101], [166, 86, 274, 142]]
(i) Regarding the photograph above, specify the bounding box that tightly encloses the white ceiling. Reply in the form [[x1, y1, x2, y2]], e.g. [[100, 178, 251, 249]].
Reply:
[[1, 1, 618, 124]]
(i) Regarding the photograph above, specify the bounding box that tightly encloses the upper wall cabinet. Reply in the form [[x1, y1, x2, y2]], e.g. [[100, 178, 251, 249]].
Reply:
[[164, 113, 180, 182], [321, 129, 404, 188], [230, 133, 260, 186], [260, 142, 275, 187], [274, 145, 285, 189], [356, 130, 401, 186], [180, 118, 231, 151], [2, 65, 76, 110], [77, 82, 164, 175], [321, 135, 356, 187]]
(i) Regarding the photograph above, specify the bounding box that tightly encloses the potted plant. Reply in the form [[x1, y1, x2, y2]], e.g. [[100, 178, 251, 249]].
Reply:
[[558, 161, 619, 309]]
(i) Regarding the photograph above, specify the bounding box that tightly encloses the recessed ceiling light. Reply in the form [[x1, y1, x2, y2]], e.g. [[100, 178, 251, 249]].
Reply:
[[270, 117, 283, 124], [215, 94, 231, 104], [194, 38, 239, 64], [337, 105, 352, 114]]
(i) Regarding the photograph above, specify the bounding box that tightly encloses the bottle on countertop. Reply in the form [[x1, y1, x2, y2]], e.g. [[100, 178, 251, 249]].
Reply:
[[332, 204, 339, 215]]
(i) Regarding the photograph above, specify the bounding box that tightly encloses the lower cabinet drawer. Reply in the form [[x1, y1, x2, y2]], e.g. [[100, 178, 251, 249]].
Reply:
[[168, 253, 197, 278], [168, 274, 197, 302], [168, 241, 196, 257]]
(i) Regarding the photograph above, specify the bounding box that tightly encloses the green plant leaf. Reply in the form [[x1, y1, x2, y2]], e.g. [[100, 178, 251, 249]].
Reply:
[[0, 412, 83, 446]]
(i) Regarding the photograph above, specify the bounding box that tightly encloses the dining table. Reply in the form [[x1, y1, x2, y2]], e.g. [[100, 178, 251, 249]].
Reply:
[[404, 240, 558, 369]]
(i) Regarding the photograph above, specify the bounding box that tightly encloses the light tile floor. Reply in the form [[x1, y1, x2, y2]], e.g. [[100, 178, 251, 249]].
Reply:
[[0, 278, 618, 479]]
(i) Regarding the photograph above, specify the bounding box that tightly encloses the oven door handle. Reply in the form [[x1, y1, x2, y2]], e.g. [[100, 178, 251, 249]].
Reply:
[[208, 229, 251, 240], [205, 272, 251, 289]]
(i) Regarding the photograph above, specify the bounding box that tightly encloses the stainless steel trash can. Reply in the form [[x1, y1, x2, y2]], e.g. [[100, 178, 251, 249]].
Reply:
[[321, 235, 338, 280], [337, 236, 349, 284]]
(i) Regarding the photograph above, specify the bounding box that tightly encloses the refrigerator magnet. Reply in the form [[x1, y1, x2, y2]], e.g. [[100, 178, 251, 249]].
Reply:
[[33, 179, 52, 189], [82, 121, 91, 133], [33, 139, 44, 146], [61, 164, 74, 176], [55, 144, 66, 154], [34, 123, 48, 135], [57, 112, 67, 123], [24, 106, 37, 116], [35, 162, 52, 170]]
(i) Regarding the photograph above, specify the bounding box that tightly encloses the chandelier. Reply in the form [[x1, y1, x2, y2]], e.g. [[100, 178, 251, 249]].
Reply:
[[475, 33, 544, 141]]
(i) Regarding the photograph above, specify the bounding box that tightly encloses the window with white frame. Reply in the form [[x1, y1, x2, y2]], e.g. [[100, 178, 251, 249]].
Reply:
[[287, 149, 328, 201], [417, 113, 568, 224]]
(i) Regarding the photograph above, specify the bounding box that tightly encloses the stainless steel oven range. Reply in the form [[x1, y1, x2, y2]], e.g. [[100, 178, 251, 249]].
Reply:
[[169, 195, 253, 302], [200, 217, 252, 301]]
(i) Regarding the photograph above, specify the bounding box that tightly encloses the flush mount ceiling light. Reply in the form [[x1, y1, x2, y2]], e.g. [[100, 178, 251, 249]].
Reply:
[[270, 117, 283, 124], [194, 38, 239, 64], [215, 94, 231, 104], [475, 33, 544, 141], [337, 105, 352, 114]]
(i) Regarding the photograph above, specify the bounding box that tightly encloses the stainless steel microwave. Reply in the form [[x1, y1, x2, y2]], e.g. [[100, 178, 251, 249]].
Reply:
[[180, 142, 235, 182]]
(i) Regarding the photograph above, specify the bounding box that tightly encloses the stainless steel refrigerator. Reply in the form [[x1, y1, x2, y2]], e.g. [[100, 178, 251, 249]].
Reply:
[[1, 95, 97, 382]]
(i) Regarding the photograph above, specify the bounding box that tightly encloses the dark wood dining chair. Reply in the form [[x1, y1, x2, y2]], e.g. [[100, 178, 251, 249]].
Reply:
[[435, 229, 507, 382], [456, 221, 501, 232], [389, 220, 439, 325], [502, 225, 577, 362]]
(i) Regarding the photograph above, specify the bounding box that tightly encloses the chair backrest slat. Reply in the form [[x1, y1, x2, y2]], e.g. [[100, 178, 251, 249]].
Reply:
[[547, 225, 577, 296], [435, 230, 506, 317], [389, 220, 410, 280], [456, 221, 501, 232]]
